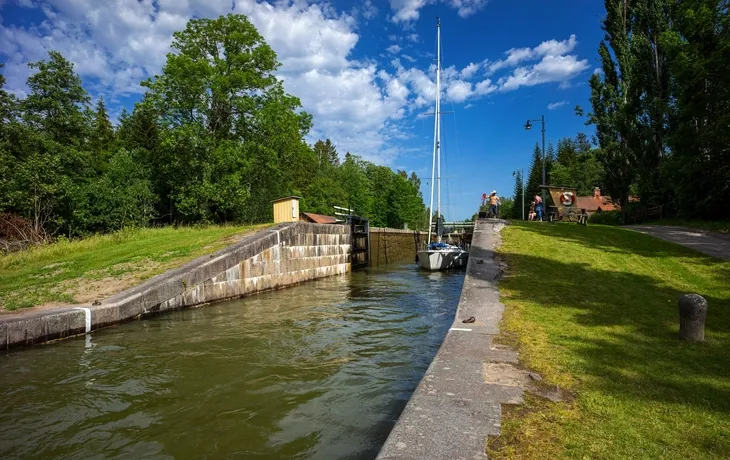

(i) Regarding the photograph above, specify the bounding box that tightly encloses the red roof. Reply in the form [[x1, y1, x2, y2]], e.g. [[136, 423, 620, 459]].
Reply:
[[576, 196, 617, 212], [300, 212, 338, 224]]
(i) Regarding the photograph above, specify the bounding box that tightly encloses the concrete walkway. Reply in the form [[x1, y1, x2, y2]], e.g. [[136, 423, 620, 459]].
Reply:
[[627, 226, 730, 261], [377, 219, 523, 460]]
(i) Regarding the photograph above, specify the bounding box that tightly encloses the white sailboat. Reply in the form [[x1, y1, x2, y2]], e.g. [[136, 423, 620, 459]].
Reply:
[[417, 19, 469, 271]]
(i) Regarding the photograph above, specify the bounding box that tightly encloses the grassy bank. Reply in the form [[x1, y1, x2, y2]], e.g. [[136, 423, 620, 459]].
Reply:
[[0, 224, 272, 311], [491, 222, 730, 459]]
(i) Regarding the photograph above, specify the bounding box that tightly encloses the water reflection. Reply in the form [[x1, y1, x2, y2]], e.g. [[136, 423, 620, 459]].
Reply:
[[0, 264, 464, 460]]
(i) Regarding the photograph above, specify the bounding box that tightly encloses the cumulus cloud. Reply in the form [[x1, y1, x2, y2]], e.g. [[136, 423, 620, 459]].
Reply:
[[387, 44, 402, 54], [489, 34, 578, 73], [499, 55, 589, 91], [446, 80, 472, 102]]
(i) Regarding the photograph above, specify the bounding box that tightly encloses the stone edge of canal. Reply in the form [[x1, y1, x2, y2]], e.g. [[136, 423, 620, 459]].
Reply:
[[0, 222, 352, 350], [376, 219, 519, 460]]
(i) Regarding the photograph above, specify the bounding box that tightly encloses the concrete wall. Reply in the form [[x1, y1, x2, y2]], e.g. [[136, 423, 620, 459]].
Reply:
[[369, 228, 472, 267], [369, 227, 426, 267], [1, 222, 350, 350]]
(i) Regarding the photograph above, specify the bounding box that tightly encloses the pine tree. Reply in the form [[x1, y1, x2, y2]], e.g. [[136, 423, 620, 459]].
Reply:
[[526, 143, 543, 201], [90, 96, 115, 170], [511, 170, 524, 220]]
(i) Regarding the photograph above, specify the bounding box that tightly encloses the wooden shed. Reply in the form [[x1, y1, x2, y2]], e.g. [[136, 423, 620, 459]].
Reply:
[[272, 196, 302, 223]]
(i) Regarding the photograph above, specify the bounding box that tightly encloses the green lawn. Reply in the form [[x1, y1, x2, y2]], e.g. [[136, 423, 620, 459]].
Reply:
[[490, 222, 730, 459], [0, 224, 272, 311], [650, 219, 730, 235]]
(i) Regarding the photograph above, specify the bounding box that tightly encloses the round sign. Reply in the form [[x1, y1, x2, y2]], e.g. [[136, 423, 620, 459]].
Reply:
[[560, 192, 575, 206]]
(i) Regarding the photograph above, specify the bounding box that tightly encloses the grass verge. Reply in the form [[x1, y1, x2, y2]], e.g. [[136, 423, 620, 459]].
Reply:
[[0, 224, 272, 311], [490, 222, 730, 459], [647, 219, 730, 234]]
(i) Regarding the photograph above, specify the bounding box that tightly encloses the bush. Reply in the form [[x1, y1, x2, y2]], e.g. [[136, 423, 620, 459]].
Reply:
[[0, 213, 47, 253], [588, 210, 621, 225]]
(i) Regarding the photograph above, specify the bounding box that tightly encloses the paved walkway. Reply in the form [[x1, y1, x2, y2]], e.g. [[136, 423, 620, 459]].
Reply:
[[627, 226, 730, 261], [377, 219, 523, 460]]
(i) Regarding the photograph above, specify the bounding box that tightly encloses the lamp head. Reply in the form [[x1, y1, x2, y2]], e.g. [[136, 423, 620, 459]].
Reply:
[[524, 120, 532, 130]]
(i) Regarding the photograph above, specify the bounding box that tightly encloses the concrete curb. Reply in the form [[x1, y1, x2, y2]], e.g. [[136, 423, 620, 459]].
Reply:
[[1, 222, 351, 350], [376, 218, 519, 460]]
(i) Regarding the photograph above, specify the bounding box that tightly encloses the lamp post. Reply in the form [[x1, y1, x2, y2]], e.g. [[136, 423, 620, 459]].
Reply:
[[513, 169, 525, 220], [524, 115, 546, 219]]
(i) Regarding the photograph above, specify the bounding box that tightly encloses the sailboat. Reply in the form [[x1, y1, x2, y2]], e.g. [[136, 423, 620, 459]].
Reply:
[[417, 19, 469, 271]]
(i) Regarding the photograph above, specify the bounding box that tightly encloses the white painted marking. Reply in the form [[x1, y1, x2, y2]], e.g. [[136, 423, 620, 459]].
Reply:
[[449, 327, 472, 332], [74, 307, 92, 333]]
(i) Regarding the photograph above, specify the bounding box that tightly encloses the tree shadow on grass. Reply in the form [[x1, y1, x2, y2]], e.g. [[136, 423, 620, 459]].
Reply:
[[480, 251, 730, 419]]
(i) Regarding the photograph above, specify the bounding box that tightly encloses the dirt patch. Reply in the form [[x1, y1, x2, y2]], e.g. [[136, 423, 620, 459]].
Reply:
[[61, 273, 142, 304]]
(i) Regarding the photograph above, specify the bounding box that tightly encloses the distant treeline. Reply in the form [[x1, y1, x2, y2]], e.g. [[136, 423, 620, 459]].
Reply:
[[0, 14, 428, 243]]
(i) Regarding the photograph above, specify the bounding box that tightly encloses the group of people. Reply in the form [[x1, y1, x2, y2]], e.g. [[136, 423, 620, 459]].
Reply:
[[484, 191, 545, 221], [528, 194, 544, 221]]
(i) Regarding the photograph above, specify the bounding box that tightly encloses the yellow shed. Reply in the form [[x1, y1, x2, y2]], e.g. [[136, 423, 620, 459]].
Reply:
[[272, 196, 302, 223]]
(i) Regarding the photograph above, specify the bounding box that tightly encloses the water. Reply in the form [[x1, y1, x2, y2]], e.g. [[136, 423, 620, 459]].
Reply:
[[0, 264, 464, 460]]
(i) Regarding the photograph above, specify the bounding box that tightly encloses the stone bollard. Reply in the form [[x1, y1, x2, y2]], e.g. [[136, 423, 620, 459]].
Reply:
[[678, 294, 707, 342]]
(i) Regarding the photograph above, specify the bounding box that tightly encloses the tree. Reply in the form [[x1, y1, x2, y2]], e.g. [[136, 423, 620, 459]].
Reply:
[[662, 0, 730, 219], [511, 170, 524, 219], [313, 139, 339, 167], [588, 0, 642, 222], [22, 51, 90, 147], [143, 14, 312, 223], [90, 96, 115, 171], [526, 143, 543, 200]]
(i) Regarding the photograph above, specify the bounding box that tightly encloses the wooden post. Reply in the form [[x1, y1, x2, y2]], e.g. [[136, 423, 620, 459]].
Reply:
[[678, 294, 707, 342]]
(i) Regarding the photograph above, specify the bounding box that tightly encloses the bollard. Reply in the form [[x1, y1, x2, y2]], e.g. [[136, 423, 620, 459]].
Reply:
[[678, 294, 707, 342]]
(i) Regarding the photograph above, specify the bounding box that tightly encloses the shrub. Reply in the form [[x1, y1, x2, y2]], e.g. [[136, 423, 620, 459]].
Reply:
[[588, 210, 621, 225]]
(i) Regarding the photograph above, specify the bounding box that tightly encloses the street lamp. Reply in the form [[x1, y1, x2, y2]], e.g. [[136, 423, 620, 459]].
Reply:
[[512, 169, 525, 220], [524, 115, 546, 219]]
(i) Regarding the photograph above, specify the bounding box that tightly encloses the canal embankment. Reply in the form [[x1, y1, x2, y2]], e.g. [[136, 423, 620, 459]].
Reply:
[[377, 218, 522, 460], [1, 222, 350, 349]]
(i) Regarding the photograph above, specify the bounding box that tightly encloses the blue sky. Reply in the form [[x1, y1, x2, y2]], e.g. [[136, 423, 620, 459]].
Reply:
[[0, 0, 607, 220]]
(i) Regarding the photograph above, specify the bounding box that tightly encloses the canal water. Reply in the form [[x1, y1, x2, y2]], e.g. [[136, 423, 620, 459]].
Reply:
[[0, 264, 464, 460]]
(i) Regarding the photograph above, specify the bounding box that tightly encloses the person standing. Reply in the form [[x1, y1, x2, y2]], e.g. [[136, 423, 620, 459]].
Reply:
[[534, 193, 543, 221], [488, 191, 501, 218]]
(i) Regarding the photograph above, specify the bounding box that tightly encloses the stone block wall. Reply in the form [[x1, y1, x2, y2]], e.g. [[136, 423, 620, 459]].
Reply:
[[1, 222, 350, 349], [369, 227, 427, 267]]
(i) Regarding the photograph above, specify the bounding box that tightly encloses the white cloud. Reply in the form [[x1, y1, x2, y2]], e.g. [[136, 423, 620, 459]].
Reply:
[[448, 0, 489, 18], [446, 80, 472, 102], [474, 78, 497, 95], [388, 0, 488, 24], [389, 0, 431, 23], [387, 44, 402, 54], [402, 54, 417, 63], [459, 62, 479, 79], [407, 33, 419, 42], [498, 55, 589, 91], [360, 0, 378, 20], [489, 34, 578, 73], [547, 100, 568, 110], [464, 103, 474, 109]]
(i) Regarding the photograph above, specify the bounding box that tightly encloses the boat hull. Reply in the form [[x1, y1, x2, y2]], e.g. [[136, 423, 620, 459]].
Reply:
[[417, 249, 469, 271]]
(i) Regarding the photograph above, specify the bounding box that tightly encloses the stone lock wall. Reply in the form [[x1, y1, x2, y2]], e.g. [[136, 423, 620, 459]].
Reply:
[[1, 222, 351, 349], [369, 227, 426, 267]]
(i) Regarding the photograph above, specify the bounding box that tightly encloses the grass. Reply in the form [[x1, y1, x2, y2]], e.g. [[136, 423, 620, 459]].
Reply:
[[490, 221, 730, 459], [648, 219, 730, 235], [0, 224, 272, 311]]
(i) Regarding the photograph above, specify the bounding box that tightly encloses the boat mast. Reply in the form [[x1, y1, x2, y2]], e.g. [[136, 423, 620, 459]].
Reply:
[[426, 18, 440, 246], [435, 18, 442, 243]]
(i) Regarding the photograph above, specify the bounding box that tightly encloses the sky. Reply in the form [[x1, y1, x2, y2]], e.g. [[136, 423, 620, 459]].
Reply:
[[0, 0, 608, 221]]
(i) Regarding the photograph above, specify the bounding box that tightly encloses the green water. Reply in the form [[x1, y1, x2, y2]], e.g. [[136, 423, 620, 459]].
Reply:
[[0, 265, 464, 459]]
